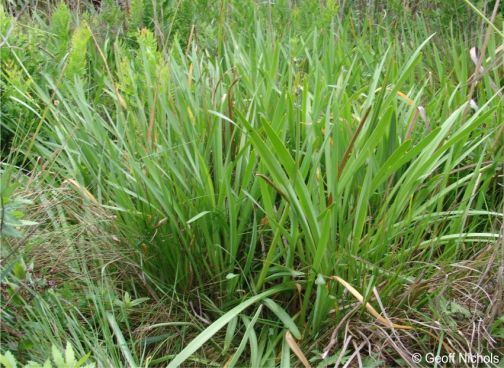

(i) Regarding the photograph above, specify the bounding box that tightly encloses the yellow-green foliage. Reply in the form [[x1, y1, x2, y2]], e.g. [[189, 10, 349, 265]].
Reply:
[[129, 0, 144, 30], [0, 4, 11, 35], [50, 2, 72, 60], [115, 27, 170, 129], [117, 28, 164, 99], [1, 60, 32, 111], [65, 22, 91, 79], [0, 342, 94, 368]]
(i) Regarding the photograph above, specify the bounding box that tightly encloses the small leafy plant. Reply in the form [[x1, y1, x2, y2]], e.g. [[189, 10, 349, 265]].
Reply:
[[0, 177, 37, 238], [0, 343, 94, 368]]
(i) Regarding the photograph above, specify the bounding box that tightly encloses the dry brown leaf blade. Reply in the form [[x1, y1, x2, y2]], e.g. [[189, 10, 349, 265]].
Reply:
[[65, 178, 99, 204], [285, 331, 312, 368], [330, 276, 413, 330]]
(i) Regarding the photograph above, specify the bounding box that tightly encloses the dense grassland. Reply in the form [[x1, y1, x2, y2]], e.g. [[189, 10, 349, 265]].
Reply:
[[1, 0, 503, 366]]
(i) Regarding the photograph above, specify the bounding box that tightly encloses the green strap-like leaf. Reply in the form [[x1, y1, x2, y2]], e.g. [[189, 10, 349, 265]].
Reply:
[[167, 284, 293, 368]]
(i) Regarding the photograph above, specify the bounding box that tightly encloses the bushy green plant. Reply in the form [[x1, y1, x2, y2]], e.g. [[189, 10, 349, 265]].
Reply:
[[64, 22, 92, 80]]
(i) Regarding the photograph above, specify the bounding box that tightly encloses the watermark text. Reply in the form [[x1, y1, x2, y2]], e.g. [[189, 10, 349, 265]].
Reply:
[[411, 352, 500, 365]]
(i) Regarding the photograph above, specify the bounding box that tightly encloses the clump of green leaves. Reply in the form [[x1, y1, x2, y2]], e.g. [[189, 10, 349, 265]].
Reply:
[[2, 0, 503, 366], [0, 342, 94, 368]]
